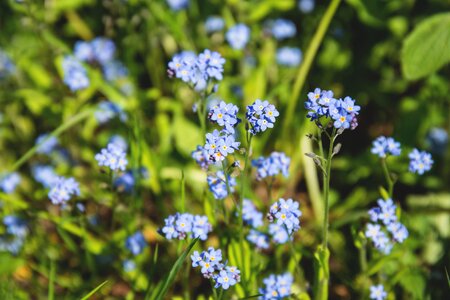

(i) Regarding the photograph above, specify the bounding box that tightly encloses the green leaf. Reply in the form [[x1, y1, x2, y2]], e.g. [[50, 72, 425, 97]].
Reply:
[[152, 238, 199, 300], [80, 280, 108, 300], [48, 260, 56, 300], [401, 13, 450, 80]]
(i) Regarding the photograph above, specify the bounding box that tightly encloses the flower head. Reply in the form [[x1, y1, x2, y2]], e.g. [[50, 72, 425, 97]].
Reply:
[[125, 231, 147, 255], [205, 16, 225, 33], [62, 56, 89, 91], [0, 172, 21, 194], [370, 284, 387, 300], [32, 165, 59, 188], [270, 19, 296, 40], [95, 101, 127, 124], [208, 101, 240, 134], [259, 273, 293, 299], [408, 148, 433, 175], [36, 134, 58, 154], [0, 50, 15, 79], [48, 176, 80, 205], [95, 143, 128, 171], [247, 229, 270, 250], [204, 130, 240, 163], [246, 100, 279, 135], [207, 170, 237, 200], [242, 199, 264, 228], [167, 0, 189, 11], [267, 198, 302, 243], [160, 213, 212, 241], [252, 152, 290, 180], [371, 136, 401, 158], [276, 47, 302, 67], [226, 24, 250, 50]]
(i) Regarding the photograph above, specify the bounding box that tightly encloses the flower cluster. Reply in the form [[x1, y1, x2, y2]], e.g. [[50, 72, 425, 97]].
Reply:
[[36, 134, 59, 155], [74, 38, 115, 65], [0, 216, 28, 254], [207, 171, 237, 200], [0, 50, 15, 79], [191, 145, 211, 170], [0, 172, 21, 194], [48, 176, 80, 205], [365, 199, 408, 254], [252, 152, 290, 180], [427, 127, 448, 155], [370, 284, 387, 300], [226, 24, 250, 50], [167, 0, 189, 11], [408, 148, 433, 175], [258, 273, 293, 299], [371, 136, 401, 158], [205, 16, 224, 33], [32, 165, 58, 188], [191, 248, 240, 290], [276, 47, 302, 67], [204, 130, 240, 163], [113, 168, 148, 194], [62, 56, 90, 91], [298, 0, 315, 13], [304, 88, 360, 130], [125, 231, 147, 255], [243, 199, 264, 228], [270, 19, 296, 40], [95, 101, 127, 124], [208, 101, 240, 134], [168, 49, 225, 91], [267, 198, 302, 244], [246, 99, 280, 135], [160, 213, 212, 241], [95, 143, 128, 171]]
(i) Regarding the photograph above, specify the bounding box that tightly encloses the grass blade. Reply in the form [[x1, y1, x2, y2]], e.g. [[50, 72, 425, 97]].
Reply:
[[48, 260, 55, 300], [152, 238, 199, 300], [80, 280, 108, 300]]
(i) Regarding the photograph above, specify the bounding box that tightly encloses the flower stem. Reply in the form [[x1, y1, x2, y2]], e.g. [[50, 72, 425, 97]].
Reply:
[[381, 158, 394, 197]]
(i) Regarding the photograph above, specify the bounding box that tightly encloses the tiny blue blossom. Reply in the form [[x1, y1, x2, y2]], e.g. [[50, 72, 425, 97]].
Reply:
[[246, 99, 279, 135], [268, 223, 290, 244], [160, 213, 212, 241], [205, 16, 225, 33], [36, 134, 58, 154], [226, 24, 250, 50], [371, 136, 401, 158], [48, 176, 80, 205], [247, 229, 270, 250], [370, 284, 387, 300], [167, 0, 189, 11], [103, 60, 128, 82], [0, 172, 21, 194], [259, 273, 293, 299], [95, 101, 127, 124], [207, 170, 236, 200], [0, 215, 28, 254], [270, 19, 296, 40], [191, 145, 212, 170], [208, 101, 240, 134], [0, 50, 15, 79], [125, 231, 147, 255], [91, 38, 116, 65], [276, 47, 302, 67], [62, 56, 89, 91], [242, 199, 263, 228], [427, 127, 448, 155], [252, 152, 290, 180], [298, 0, 315, 13], [109, 134, 128, 151], [408, 148, 433, 175], [268, 198, 302, 235], [215, 270, 237, 290], [204, 130, 240, 162], [32, 165, 58, 188], [95, 143, 128, 171], [123, 260, 136, 272]]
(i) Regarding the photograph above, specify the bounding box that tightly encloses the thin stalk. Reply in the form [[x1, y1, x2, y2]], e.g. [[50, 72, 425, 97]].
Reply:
[[287, 229, 303, 282], [282, 0, 342, 134], [381, 158, 394, 197], [197, 99, 207, 142], [221, 160, 231, 223], [322, 130, 336, 250]]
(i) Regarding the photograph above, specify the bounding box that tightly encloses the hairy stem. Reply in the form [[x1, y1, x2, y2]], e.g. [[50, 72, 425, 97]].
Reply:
[[381, 158, 394, 197]]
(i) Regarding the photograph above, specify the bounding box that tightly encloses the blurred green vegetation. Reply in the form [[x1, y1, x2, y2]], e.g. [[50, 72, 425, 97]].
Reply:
[[0, 0, 449, 299]]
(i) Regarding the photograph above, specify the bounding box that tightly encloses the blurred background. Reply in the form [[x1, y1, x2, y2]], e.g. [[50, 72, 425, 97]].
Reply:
[[0, 0, 449, 299]]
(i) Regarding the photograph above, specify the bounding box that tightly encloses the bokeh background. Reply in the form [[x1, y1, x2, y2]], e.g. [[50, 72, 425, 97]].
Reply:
[[0, 0, 449, 299]]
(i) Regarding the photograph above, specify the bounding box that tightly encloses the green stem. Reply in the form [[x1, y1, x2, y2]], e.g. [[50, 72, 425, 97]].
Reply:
[[287, 229, 303, 282], [282, 0, 342, 135], [381, 158, 394, 197], [322, 130, 335, 250], [10, 108, 94, 172], [221, 160, 231, 223]]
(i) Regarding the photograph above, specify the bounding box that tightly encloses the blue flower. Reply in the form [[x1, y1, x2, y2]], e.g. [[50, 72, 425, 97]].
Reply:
[[74, 41, 94, 62], [160, 213, 212, 241], [36, 134, 58, 154], [387, 222, 409, 243], [208, 101, 240, 134], [259, 273, 293, 299], [109, 134, 128, 151], [276, 47, 302, 67], [408, 148, 433, 175], [246, 99, 279, 135], [103, 60, 128, 82], [168, 49, 225, 91], [298, 0, 315, 13], [207, 171, 236, 200], [0, 172, 21, 194], [95, 101, 127, 124], [270, 198, 302, 233], [114, 171, 134, 193], [252, 152, 290, 180], [191, 251, 203, 267], [125, 231, 147, 255], [91, 37, 116, 65], [370, 284, 387, 300], [215, 270, 237, 290], [268, 223, 290, 244], [242, 199, 263, 228], [270, 19, 296, 40], [305, 89, 360, 130], [226, 24, 250, 50], [166, 0, 189, 11], [427, 127, 448, 155], [247, 229, 270, 249], [0, 216, 27, 254], [0, 50, 15, 79], [205, 16, 225, 33], [204, 130, 240, 162], [191, 145, 212, 170], [123, 260, 136, 272], [32, 165, 58, 188], [370, 136, 401, 158], [95, 143, 128, 171], [62, 56, 89, 91], [48, 176, 80, 205]]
